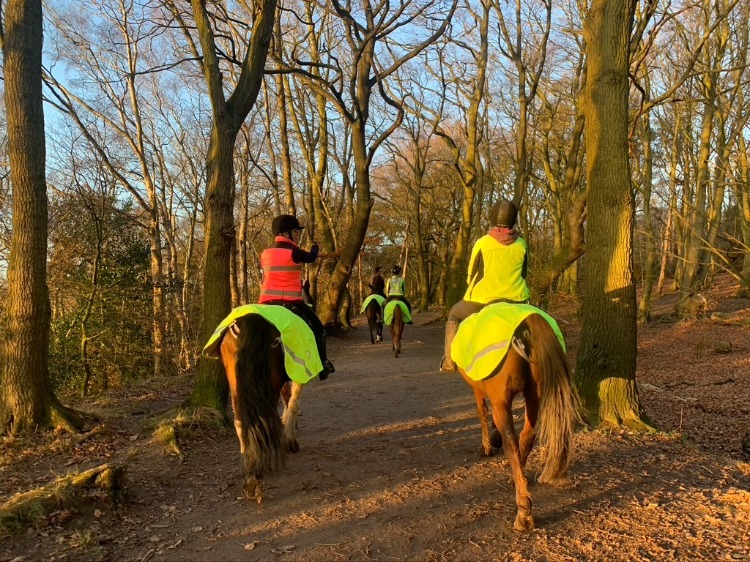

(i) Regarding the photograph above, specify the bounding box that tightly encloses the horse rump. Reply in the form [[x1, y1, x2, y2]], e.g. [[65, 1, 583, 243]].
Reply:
[[365, 299, 383, 344]]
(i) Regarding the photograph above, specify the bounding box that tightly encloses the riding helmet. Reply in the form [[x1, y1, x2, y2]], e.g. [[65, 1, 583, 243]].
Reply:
[[489, 199, 518, 228], [392, 264, 401, 275], [272, 214, 303, 235]]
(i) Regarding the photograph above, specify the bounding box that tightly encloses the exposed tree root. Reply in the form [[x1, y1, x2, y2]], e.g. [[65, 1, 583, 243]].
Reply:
[[0, 463, 126, 536], [69, 425, 112, 446], [49, 403, 85, 435], [151, 407, 227, 462]]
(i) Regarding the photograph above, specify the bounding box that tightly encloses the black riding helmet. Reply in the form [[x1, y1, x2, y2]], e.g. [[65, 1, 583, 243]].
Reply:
[[272, 214, 303, 235], [392, 265, 401, 275], [489, 199, 518, 228]]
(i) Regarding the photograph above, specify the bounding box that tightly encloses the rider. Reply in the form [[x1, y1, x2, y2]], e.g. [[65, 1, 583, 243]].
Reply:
[[258, 214, 335, 380], [385, 264, 413, 322], [369, 266, 386, 297], [440, 198, 530, 371]]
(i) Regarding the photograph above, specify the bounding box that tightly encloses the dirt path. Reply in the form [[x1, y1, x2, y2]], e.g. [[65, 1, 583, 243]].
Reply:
[[2, 303, 750, 561]]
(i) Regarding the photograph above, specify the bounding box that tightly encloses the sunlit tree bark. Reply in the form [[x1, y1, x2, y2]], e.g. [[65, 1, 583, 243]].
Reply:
[[0, 0, 80, 433], [574, 0, 650, 429]]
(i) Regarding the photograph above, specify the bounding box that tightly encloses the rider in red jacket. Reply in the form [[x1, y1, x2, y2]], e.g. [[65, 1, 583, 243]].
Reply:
[[259, 214, 335, 379]]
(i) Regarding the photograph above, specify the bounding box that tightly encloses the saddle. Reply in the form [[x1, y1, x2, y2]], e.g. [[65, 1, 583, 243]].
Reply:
[[452, 303, 564, 381], [202, 304, 323, 384], [383, 300, 411, 325]]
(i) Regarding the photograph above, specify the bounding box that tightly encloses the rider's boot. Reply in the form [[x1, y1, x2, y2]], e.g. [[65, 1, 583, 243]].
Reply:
[[317, 330, 334, 380], [439, 320, 458, 371]]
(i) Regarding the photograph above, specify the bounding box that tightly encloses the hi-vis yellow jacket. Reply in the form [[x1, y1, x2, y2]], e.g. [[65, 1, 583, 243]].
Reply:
[[464, 236, 530, 304]]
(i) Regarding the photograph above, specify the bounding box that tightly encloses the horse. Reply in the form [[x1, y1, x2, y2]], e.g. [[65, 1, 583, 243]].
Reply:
[[457, 313, 579, 532], [217, 314, 302, 504], [384, 300, 405, 357], [365, 296, 384, 344]]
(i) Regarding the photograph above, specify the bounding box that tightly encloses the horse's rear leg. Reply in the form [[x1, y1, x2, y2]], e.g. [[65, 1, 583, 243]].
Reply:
[[519, 391, 539, 470], [492, 403, 534, 532], [281, 382, 302, 453], [472, 389, 493, 457]]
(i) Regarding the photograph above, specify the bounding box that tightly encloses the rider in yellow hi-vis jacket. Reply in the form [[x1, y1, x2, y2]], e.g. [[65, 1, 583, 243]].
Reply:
[[440, 199, 530, 371], [384, 264, 413, 322]]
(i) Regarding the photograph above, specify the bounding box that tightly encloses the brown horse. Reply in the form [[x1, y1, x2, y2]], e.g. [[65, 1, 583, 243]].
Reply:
[[365, 297, 384, 344], [217, 314, 302, 503], [387, 302, 405, 357], [458, 313, 579, 532]]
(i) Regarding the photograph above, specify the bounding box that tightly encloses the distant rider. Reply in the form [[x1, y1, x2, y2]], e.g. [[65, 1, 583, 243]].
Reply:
[[369, 266, 386, 297], [385, 264, 413, 322]]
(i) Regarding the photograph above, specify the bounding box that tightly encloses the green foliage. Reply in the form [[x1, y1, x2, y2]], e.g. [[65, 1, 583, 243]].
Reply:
[[48, 196, 154, 396]]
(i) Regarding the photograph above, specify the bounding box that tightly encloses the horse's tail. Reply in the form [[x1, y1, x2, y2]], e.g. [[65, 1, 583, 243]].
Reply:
[[366, 299, 382, 323], [526, 314, 580, 484], [233, 314, 284, 478]]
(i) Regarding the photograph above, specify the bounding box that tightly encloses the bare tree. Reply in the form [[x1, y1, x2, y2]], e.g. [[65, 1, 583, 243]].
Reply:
[[176, 0, 277, 412], [275, 0, 457, 325]]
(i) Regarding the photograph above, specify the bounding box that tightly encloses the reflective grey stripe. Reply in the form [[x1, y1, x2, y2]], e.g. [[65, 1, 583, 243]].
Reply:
[[465, 340, 509, 374], [264, 265, 301, 272], [281, 341, 317, 379], [261, 289, 304, 297]]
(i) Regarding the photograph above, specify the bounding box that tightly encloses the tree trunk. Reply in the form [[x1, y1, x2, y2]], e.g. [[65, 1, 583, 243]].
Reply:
[[736, 135, 750, 292], [637, 106, 656, 324], [574, 0, 649, 429], [317, 121, 372, 326], [185, 0, 277, 413], [1, 0, 80, 433], [657, 113, 681, 296], [678, 60, 716, 303]]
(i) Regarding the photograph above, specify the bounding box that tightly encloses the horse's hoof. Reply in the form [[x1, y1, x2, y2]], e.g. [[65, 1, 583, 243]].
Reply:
[[243, 480, 262, 503], [538, 474, 570, 487], [513, 512, 534, 532], [479, 446, 493, 457], [285, 439, 300, 454], [490, 430, 503, 449]]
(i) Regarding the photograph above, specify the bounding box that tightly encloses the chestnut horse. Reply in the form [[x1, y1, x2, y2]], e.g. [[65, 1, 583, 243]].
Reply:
[[385, 302, 405, 357], [365, 297, 384, 344], [217, 314, 302, 503], [458, 313, 579, 532]]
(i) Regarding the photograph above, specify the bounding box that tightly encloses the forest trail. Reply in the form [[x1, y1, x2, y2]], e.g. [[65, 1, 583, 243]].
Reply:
[[2, 290, 750, 561]]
